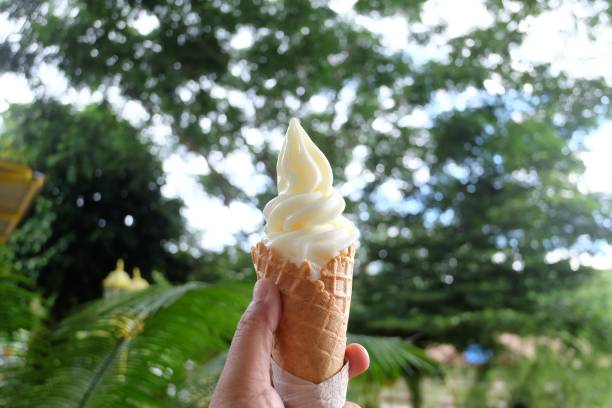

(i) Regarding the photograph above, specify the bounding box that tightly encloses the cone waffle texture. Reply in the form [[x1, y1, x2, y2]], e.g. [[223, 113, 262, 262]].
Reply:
[[252, 242, 356, 383]]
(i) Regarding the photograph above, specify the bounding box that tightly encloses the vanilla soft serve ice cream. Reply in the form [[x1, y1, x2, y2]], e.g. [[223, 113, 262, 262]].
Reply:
[[251, 117, 359, 391], [262, 118, 359, 279]]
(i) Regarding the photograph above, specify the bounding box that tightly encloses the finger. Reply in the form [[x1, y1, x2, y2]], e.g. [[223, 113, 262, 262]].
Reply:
[[344, 402, 361, 408], [216, 278, 281, 385], [345, 343, 370, 379]]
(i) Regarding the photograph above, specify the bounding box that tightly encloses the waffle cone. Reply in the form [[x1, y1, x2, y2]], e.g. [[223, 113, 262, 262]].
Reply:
[[251, 242, 356, 383]]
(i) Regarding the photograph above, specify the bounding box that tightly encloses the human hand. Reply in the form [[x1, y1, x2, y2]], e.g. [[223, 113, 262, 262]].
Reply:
[[210, 278, 370, 408]]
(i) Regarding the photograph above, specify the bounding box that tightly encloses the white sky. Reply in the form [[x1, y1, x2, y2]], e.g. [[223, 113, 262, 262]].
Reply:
[[0, 0, 611, 267]]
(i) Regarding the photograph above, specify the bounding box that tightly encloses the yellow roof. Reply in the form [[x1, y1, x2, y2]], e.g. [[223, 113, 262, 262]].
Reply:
[[103, 259, 132, 289], [0, 159, 45, 244], [128, 267, 150, 291]]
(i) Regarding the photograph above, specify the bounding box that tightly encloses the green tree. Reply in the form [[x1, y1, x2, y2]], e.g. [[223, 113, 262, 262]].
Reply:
[[2, 0, 611, 392], [353, 109, 611, 347], [1, 100, 191, 317]]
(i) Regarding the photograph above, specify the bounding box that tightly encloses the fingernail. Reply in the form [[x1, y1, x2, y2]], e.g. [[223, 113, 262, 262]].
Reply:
[[253, 279, 271, 302]]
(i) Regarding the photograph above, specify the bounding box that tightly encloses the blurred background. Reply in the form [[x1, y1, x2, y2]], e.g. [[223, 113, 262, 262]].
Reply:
[[1, 0, 611, 406]]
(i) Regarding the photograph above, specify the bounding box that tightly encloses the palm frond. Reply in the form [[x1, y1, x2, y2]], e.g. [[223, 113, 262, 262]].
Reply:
[[2, 280, 438, 407], [3, 281, 251, 407], [0, 268, 40, 334], [348, 334, 441, 382], [346, 334, 441, 406], [177, 351, 229, 407]]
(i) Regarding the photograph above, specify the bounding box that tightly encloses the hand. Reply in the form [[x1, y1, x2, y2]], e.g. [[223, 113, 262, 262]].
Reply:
[[210, 278, 370, 408]]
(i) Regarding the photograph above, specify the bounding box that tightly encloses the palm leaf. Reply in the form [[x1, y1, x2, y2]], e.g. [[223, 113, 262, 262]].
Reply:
[[348, 334, 441, 382], [3, 281, 251, 407], [0, 266, 41, 334], [347, 334, 441, 406], [2, 281, 438, 407], [177, 351, 229, 407]]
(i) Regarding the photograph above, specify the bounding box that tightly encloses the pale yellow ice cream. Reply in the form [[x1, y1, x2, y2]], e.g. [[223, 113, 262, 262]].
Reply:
[[263, 118, 359, 279]]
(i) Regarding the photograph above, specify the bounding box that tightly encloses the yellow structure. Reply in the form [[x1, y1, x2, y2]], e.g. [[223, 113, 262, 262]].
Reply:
[[0, 160, 45, 244], [129, 267, 150, 292], [102, 259, 132, 297], [103, 261, 150, 297]]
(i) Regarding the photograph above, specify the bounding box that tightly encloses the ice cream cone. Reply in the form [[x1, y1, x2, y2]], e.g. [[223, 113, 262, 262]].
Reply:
[[251, 242, 356, 383]]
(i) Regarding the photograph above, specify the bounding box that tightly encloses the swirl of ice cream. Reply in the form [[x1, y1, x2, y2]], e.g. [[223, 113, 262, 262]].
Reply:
[[263, 118, 359, 278]]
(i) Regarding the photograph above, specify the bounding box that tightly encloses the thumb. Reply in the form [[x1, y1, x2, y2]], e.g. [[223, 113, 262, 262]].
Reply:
[[219, 278, 281, 384]]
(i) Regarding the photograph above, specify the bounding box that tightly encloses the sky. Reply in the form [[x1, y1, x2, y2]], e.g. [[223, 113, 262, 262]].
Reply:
[[0, 0, 611, 267]]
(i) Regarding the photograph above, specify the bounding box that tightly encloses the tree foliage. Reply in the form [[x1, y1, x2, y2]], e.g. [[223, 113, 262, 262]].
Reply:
[[1, 100, 190, 316]]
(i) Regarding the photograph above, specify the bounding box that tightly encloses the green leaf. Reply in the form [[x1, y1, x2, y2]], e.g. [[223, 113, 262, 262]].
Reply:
[[3, 281, 251, 407]]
